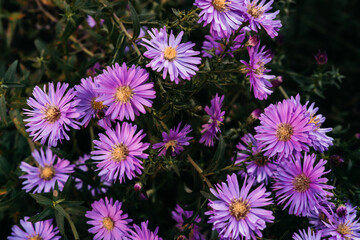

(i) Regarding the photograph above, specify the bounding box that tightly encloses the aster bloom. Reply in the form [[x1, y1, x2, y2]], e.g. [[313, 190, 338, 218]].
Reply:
[[292, 227, 322, 240], [272, 153, 334, 217], [24, 82, 81, 147], [205, 173, 274, 239], [254, 97, 315, 160], [322, 208, 360, 239], [235, 133, 277, 185], [128, 221, 163, 240], [240, 43, 275, 100], [95, 63, 156, 121], [141, 27, 201, 84], [241, 0, 282, 38], [201, 32, 245, 58], [152, 122, 193, 156], [91, 122, 149, 183], [194, 0, 244, 38], [171, 204, 205, 240], [308, 199, 335, 230], [85, 197, 132, 239], [20, 148, 74, 193], [200, 94, 225, 147], [8, 216, 61, 240]]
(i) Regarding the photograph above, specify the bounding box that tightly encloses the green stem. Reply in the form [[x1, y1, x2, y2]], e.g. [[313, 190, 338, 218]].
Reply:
[[279, 86, 289, 99], [187, 155, 214, 189]]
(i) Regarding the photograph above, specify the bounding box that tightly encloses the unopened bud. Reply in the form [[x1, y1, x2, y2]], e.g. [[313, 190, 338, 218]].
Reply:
[[96, 110, 105, 119], [336, 205, 347, 218], [251, 109, 262, 120], [176, 235, 186, 240], [271, 76, 283, 88], [355, 133, 360, 139], [314, 50, 328, 65], [247, 35, 260, 47], [134, 182, 142, 192], [53, 190, 59, 198], [329, 155, 344, 165]]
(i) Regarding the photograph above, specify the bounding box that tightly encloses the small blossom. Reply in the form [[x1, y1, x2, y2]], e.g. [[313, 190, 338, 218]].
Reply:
[[128, 221, 163, 240], [292, 227, 322, 240]]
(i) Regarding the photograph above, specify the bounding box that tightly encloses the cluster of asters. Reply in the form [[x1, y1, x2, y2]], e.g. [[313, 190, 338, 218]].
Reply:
[[10, 0, 359, 239]]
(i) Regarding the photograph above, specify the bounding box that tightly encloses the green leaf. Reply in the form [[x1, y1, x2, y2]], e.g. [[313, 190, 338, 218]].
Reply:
[[0, 95, 8, 125], [3, 60, 18, 83], [60, 176, 73, 199], [128, 1, 140, 39], [28, 207, 54, 223], [51, 147, 71, 160], [55, 210, 66, 236], [200, 190, 217, 201], [204, 135, 225, 173], [0, 155, 10, 177], [112, 34, 126, 64], [29, 193, 53, 206], [2, 82, 24, 88]]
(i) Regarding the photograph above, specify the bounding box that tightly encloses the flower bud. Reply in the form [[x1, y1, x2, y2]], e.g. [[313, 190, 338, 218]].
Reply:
[[336, 205, 347, 218], [271, 76, 283, 88], [314, 50, 328, 65], [329, 155, 344, 165], [134, 182, 142, 192], [247, 35, 260, 47]]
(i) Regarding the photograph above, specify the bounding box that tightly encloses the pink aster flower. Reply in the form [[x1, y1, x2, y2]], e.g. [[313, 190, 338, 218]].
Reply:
[[95, 63, 156, 121], [194, 0, 244, 38], [128, 221, 163, 240], [272, 153, 334, 217], [20, 148, 75, 193], [240, 42, 275, 100], [85, 197, 132, 240], [8, 216, 61, 240], [152, 122, 193, 156], [200, 94, 225, 147], [201, 32, 245, 58], [24, 82, 81, 147], [141, 27, 201, 84], [205, 174, 274, 239], [293, 227, 322, 240], [254, 97, 315, 160], [241, 0, 282, 38], [91, 122, 149, 183]]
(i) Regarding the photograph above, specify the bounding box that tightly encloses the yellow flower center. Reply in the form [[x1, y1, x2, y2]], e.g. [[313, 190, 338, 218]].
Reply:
[[91, 97, 106, 110], [102, 217, 114, 231], [337, 223, 352, 236], [39, 165, 55, 181], [309, 115, 321, 127], [44, 105, 61, 123], [115, 86, 133, 103], [28, 235, 42, 240], [229, 198, 251, 220], [165, 140, 178, 152], [111, 144, 129, 162], [276, 123, 294, 141], [163, 47, 177, 61], [293, 173, 311, 192], [212, 0, 229, 12], [247, 3, 263, 18]]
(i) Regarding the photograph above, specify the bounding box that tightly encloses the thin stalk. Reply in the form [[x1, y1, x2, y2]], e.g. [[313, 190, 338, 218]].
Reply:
[[187, 155, 214, 189], [279, 86, 289, 99]]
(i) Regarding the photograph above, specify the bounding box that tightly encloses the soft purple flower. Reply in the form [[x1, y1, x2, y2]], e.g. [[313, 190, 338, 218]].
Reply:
[[95, 63, 156, 121], [153, 122, 193, 156], [314, 50, 328, 65], [24, 82, 81, 147], [308, 199, 335, 230], [272, 153, 334, 217], [254, 96, 314, 160], [171, 204, 205, 240], [336, 205, 348, 219], [201, 32, 245, 58], [322, 208, 360, 239], [75, 154, 91, 172], [194, 0, 244, 38], [240, 43, 275, 100], [205, 173, 274, 239], [91, 122, 149, 183], [292, 227, 322, 240], [20, 148, 74, 193], [8, 216, 61, 240], [236, 133, 277, 185], [247, 35, 260, 47], [241, 0, 282, 38], [141, 27, 201, 84], [85, 197, 132, 239], [134, 182, 142, 192], [200, 94, 225, 147], [128, 221, 163, 240]]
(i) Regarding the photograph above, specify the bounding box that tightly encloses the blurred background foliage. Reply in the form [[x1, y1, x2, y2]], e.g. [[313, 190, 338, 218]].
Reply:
[[0, 0, 359, 239]]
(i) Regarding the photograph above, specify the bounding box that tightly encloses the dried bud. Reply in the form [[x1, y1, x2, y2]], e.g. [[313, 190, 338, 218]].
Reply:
[[336, 205, 347, 218], [176, 235, 186, 240], [271, 76, 283, 88], [329, 155, 344, 165], [134, 182, 142, 192], [247, 35, 260, 47], [314, 50, 328, 65], [96, 110, 105, 119], [53, 190, 59, 198]]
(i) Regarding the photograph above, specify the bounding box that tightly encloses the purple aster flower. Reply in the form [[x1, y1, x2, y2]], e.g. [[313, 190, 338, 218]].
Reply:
[[20, 148, 74, 193], [201, 32, 245, 58], [200, 94, 225, 147], [240, 43, 275, 100], [292, 227, 322, 240], [171, 204, 205, 240], [241, 0, 282, 38], [322, 208, 360, 239], [272, 153, 334, 217], [95, 63, 156, 121], [91, 122, 149, 183], [254, 97, 314, 160], [128, 221, 163, 240], [85, 197, 132, 239], [194, 0, 244, 38], [75, 154, 91, 172], [205, 173, 274, 239], [235, 133, 277, 185], [153, 122, 193, 156], [8, 216, 61, 240], [24, 82, 81, 147], [141, 27, 201, 84], [308, 199, 335, 230]]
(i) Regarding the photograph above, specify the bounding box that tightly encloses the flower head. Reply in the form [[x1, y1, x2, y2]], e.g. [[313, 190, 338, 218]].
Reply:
[[292, 227, 322, 240], [272, 153, 334, 216], [195, 0, 244, 38], [20, 148, 74, 193], [205, 173, 274, 239], [85, 197, 132, 239], [240, 43, 275, 100], [141, 27, 201, 84], [153, 122, 193, 156], [95, 63, 156, 121], [8, 216, 61, 240], [91, 122, 149, 183], [200, 94, 225, 147], [24, 82, 81, 147], [128, 221, 163, 240]]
